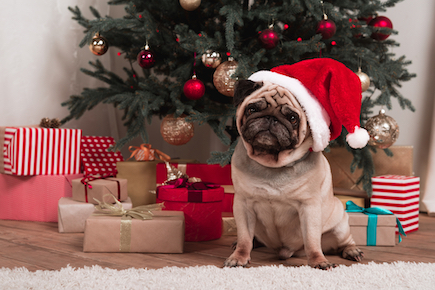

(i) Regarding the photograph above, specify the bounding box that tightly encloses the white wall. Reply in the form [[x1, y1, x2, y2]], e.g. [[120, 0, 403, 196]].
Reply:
[[1, 0, 434, 197]]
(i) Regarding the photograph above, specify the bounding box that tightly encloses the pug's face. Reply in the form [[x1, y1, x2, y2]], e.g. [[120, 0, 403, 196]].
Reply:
[[234, 80, 310, 167]]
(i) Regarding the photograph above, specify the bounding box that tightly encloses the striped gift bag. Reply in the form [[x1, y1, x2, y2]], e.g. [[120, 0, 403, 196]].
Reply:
[[371, 175, 420, 234], [0, 126, 82, 176]]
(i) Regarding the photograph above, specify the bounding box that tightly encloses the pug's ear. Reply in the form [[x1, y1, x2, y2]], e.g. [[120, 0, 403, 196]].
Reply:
[[233, 80, 263, 107]]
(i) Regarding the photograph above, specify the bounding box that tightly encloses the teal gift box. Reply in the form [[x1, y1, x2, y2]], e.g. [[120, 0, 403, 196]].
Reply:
[[348, 212, 396, 246]]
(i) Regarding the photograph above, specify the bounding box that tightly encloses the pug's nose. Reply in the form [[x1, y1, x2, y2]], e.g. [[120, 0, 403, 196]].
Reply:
[[266, 116, 279, 125]]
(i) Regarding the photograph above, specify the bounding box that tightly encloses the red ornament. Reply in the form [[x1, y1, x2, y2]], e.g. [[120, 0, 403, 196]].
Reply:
[[258, 29, 279, 49], [369, 16, 393, 41], [137, 47, 155, 68], [316, 18, 336, 40], [183, 75, 205, 100]]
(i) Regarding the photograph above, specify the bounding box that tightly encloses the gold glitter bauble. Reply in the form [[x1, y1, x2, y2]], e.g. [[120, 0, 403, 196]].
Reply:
[[89, 34, 109, 56], [213, 58, 238, 97], [179, 0, 201, 11], [160, 114, 194, 145], [202, 50, 222, 68], [355, 68, 370, 92], [365, 109, 399, 149]]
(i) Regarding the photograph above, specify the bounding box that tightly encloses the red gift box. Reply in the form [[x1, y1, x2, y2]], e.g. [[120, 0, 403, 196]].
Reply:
[[371, 175, 420, 234], [156, 179, 225, 241], [81, 136, 124, 175], [156, 163, 234, 212], [0, 126, 82, 176], [0, 173, 83, 222]]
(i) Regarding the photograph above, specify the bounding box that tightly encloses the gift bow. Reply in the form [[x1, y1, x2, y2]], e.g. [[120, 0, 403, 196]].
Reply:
[[345, 201, 406, 245], [93, 194, 164, 220], [159, 178, 220, 191], [128, 144, 170, 162]]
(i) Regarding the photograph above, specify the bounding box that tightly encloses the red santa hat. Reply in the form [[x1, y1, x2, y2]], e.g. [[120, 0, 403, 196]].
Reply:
[[248, 58, 369, 152]]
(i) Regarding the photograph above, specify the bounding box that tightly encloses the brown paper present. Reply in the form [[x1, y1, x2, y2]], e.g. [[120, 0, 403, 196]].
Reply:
[[324, 146, 413, 191], [348, 212, 396, 246], [83, 210, 185, 253], [222, 212, 237, 236], [57, 197, 132, 233], [71, 177, 128, 204], [116, 159, 197, 207]]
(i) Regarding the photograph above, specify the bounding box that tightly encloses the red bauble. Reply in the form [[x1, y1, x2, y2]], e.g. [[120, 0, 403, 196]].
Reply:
[[316, 18, 336, 40], [369, 16, 393, 41], [137, 49, 156, 68], [258, 29, 279, 49], [183, 76, 205, 100]]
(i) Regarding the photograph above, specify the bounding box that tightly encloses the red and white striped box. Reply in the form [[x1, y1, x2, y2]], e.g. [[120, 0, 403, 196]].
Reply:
[[0, 126, 82, 176], [81, 136, 124, 176], [371, 175, 420, 234]]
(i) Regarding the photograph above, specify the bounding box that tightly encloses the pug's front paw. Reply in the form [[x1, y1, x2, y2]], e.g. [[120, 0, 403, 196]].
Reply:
[[224, 252, 251, 267], [341, 245, 364, 262]]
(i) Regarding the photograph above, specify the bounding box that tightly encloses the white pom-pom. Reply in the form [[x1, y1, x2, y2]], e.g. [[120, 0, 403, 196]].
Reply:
[[346, 126, 370, 149]]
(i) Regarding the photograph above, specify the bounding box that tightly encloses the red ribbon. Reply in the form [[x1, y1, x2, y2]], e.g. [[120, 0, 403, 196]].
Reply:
[[156, 178, 220, 202], [80, 173, 119, 203]]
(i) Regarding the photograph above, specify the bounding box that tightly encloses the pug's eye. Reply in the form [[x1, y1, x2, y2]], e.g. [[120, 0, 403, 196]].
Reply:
[[288, 113, 299, 126], [246, 104, 259, 116]]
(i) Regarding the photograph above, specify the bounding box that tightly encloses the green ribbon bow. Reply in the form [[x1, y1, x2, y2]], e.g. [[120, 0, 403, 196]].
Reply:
[[345, 201, 406, 246]]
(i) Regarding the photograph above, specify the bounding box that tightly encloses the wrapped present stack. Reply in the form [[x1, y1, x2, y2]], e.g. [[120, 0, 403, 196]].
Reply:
[[371, 175, 420, 234], [0, 125, 83, 222]]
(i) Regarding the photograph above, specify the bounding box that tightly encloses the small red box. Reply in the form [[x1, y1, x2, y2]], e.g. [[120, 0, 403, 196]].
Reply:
[[156, 163, 234, 212], [0, 173, 83, 222], [371, 175, 420, 234], [156, 183, 224, 242]]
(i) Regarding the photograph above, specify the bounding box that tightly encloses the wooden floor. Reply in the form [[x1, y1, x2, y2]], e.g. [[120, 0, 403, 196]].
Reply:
[[1, 214, 435, 271]]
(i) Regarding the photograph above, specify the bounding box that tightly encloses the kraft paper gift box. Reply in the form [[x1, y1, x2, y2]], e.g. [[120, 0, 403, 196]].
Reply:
[[371, 175, 420, 234], [116, 159, 196, 207], [83, 211, 185, 253], [156, 179, 225, 242], [0, 174, 83, 222], [222, 212, 237, 236], [71, 177, 128, 204], [156, 162, 233, 212], [58, 197, 132, 233], [348, 212, 397, 246], [0, 126, 82, 176]]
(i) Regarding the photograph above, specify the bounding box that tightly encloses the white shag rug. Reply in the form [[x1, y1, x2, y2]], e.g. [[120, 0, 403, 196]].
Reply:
[[1, 261, 434, 290]]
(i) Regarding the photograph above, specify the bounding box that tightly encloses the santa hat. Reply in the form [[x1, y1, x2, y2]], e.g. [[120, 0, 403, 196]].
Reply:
[[248, 58, 369, 152]]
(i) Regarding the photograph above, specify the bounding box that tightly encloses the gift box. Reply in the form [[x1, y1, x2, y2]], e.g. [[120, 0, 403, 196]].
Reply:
[[156, 162, 233, 212], [156, 179, 225, 242], [58, 197, 133, 233], [0, 126, 82, 176], [371, 175, 420, 234], [348, 212, 396, 246], [117, 159, 196, 207], [81, 136, 124, 176], [83, 210, 184, 253], [71, 177, 128, 204], [222, 212, 237, 236], [0, 173, 82, 222]]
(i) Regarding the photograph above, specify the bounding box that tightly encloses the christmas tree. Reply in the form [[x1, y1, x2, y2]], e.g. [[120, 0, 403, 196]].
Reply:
[[61, 0, 415, 195]]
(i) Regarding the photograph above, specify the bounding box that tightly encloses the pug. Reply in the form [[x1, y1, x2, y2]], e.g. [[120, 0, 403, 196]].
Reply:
[[223, 77, 364, 270]]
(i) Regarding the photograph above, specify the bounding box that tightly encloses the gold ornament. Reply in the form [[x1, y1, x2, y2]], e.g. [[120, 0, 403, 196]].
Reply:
[[365, 109, 399, 149], [202, 50, 221, 68], [89, 33, 109, 56], [160, 114, 194, 145], [213, 58, 239, 97], [355, 68, 370, 92], [180, 0, 201, 11]]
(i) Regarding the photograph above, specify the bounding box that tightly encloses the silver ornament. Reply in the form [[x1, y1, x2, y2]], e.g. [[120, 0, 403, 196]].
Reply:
[[202, 50, 222, 68], [213, 58, 238, 97], [365, 109, 399, 149], [355, 68, 370, 92]]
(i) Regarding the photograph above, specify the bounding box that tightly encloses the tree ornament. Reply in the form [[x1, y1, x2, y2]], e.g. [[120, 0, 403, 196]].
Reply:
[[258, 25, 279, 49], [365, 109, 399, 149], [201, 50, 221, 68], [213, 57, 238, 97], [316, 15, 336, 40], [183, 74, 205, 100], [180, 0, 201, 11], [369, 16, 393, 41], [89, 33, 109, 56], [160, 114, 194, 145], [137, 44, 156, 69], [355, 68, 370, 92]]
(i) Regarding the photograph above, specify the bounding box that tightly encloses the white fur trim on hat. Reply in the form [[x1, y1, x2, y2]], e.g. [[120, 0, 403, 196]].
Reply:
[[346, 126, 370, 149], [249, 70, 331, 152]]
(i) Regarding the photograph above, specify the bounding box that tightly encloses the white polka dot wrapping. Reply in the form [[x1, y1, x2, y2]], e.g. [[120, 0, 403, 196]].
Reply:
[[80, 136, 124, 175]]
